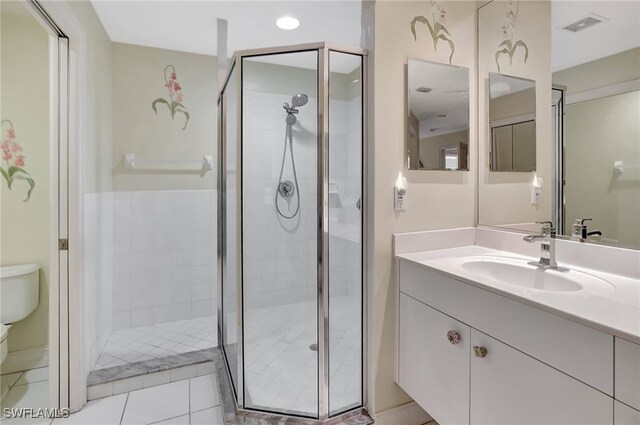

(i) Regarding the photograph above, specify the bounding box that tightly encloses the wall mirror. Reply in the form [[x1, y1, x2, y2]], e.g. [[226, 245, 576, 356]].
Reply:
[[477, 0, 640, 250], [407, 58, 469, 171], [489, 73, 536, 172], [552, 1, 640, 250]]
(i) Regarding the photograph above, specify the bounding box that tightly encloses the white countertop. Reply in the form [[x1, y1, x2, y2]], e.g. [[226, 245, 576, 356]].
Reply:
[[396, 245, 640, 344]]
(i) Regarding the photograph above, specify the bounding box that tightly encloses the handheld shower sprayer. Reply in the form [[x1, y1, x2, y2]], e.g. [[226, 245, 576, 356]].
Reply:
[[276, 93, 309, 219]]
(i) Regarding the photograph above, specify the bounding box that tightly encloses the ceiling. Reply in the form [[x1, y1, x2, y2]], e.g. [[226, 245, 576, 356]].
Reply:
[[552, 1, 640, 72], [91, 0, 362, 73]]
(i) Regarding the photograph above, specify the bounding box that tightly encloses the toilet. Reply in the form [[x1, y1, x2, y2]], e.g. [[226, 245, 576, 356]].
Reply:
[[0, 263, 40, 367]]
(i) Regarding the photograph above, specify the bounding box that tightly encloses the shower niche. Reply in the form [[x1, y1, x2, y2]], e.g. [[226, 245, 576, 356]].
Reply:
[[217, 44, 366, 420]]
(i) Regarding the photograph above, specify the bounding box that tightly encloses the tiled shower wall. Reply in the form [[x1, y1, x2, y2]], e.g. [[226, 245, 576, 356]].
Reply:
[[242, 91, 361, 310], [243, 90, 318, 310], [112, 190, 217, 330]]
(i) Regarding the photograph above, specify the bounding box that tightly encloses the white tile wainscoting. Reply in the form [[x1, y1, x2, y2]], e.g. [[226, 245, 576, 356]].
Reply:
[[112, 190, 217, 330]]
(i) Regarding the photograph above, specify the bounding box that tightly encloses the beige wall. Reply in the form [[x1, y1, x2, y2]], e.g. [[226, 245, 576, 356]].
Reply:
[[111, 43, 217, 191], [478, 0, 552, 228], [419, 129, 469, 169], [372, 0, 477, 413], [0, 11, 50, 352]]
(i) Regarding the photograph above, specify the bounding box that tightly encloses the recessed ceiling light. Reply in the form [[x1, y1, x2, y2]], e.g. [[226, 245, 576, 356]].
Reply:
[[352, 78, 360, 83], [437, 114, 448, 118], [276, 16, 300, 30]]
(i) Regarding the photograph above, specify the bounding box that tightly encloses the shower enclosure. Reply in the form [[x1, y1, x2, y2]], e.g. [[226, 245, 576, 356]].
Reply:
[[217, 43, 367, 420]]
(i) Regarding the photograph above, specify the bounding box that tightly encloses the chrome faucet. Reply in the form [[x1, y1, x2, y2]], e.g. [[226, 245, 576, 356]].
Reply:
[[571, 218, 602, 241], [523, 221, 568, 271]]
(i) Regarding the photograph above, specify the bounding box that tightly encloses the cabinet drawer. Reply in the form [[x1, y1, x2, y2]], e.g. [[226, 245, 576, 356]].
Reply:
[[400, 260, 614, 395], [399, 293, 470, 425], [615, 401, 640, 425], [615, 338, 640, 411], [470, 330, 613, 425]]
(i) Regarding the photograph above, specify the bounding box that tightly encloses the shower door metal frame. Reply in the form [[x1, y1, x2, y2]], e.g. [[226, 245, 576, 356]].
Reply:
[[217, 42, 369, 421]]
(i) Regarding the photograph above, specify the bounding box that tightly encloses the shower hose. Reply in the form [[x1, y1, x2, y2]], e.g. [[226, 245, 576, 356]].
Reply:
[[275, 124, 301, 219]]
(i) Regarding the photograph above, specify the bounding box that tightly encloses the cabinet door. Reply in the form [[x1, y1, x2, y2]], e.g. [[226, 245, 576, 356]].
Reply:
[[399, 294, 470, 425], [615, 338, 640, 411], [470, 330, 613, 425]]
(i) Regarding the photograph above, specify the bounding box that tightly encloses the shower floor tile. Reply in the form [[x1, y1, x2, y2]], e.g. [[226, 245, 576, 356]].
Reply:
[[243, 295, 362, 415], [94, 316, 217, 370]]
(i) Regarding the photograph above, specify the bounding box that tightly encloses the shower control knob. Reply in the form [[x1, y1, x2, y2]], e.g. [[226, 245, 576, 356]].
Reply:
[[473, 346, 488, 358], [447, 330, 461, 345]]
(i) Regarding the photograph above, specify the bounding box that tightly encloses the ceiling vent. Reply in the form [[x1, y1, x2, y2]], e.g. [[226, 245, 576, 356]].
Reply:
[[562, 14, 606, 32]]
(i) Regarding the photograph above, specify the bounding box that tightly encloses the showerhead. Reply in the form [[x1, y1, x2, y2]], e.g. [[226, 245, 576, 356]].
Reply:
[[291, 93, 308, 108]]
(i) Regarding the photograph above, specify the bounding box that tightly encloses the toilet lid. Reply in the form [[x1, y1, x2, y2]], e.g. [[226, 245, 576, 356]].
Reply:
[[0, 324, 7, 342]]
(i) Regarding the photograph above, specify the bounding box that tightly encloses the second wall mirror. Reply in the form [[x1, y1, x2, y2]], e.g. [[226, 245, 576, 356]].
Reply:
[[407, 58, 470, 171]]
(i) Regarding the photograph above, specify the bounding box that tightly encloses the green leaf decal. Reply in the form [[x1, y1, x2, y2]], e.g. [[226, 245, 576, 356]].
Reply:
[[152, 98, 170, 114], [410, 8, 456, 64], [176, 108, 190, 131], [13, 174, 35, 201], [410, 16, 429, 40], [1, 167, 10, 183], [513, 40, 529, 63]]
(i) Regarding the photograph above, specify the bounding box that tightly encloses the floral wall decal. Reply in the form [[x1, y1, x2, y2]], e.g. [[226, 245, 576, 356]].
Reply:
[[411, 1, 456, 64], [152, 65, 190, 130], [1, 120, 35, 202], [495, 0, 529, 72]]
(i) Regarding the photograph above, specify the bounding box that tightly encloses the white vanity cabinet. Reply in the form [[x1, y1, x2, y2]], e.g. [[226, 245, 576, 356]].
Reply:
[[397, 259, 617, 425]]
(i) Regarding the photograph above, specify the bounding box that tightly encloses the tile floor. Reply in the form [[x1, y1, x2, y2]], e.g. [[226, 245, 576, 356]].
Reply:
[[95, 317, 217, 370], [2, 373, 222, 425], [1, 367, 51, 425], [242, 295, 361, 415]]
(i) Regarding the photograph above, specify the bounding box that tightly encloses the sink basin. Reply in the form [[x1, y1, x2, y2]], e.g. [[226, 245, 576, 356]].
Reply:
[[452, 256, 613, 293]]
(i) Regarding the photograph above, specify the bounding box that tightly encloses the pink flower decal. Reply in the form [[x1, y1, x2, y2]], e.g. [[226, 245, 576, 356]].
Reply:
[[0, 120, 36, 201], [152, 65, 190, 130]]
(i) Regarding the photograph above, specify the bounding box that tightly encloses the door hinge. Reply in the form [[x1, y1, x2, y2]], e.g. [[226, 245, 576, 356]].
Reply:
[[59, 239, 69, 251]]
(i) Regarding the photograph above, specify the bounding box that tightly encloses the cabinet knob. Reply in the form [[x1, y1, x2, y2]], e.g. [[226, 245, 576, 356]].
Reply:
[[473, 346, 488, 358], [447, 330, 461, 345]]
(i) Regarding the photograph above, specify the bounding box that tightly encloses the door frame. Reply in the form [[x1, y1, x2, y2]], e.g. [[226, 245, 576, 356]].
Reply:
[[22, 0, 87, 412]]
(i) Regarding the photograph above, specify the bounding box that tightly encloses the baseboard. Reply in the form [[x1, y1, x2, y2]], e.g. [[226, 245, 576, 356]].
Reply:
[[1, 346, 49, 374], [374, 401, 434, 425]]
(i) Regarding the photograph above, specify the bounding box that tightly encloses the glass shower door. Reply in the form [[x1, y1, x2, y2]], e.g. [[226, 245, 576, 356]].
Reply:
[[221, 64, 240, 396], [241, 51, 319, 417], [327, 51, 363, 416]]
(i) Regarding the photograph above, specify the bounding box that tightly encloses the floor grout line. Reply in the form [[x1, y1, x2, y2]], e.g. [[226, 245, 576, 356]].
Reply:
[[119, 392, 130, 425]]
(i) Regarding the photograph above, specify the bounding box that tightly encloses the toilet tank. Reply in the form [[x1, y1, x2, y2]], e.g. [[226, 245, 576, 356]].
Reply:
[[0, 263, 40, 324]]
